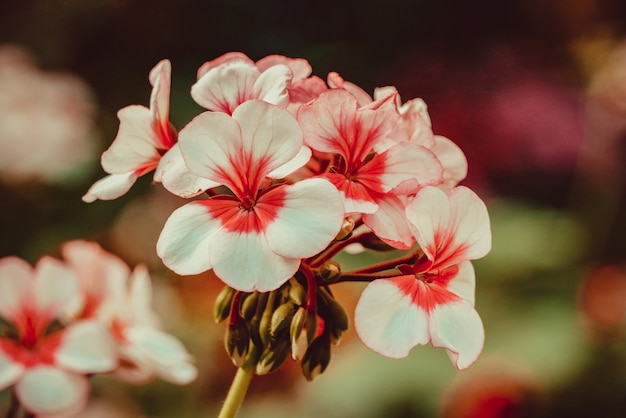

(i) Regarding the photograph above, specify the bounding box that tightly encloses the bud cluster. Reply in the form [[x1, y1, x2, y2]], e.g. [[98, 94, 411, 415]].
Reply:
[[215, 270, 349, 381]]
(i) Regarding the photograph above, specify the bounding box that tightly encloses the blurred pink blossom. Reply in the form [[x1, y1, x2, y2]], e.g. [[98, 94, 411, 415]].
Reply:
[[0, 45, 97, 184]]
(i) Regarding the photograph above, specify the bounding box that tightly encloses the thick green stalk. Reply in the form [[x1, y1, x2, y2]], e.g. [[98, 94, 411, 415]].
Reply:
[[216, 367, 254, 418]]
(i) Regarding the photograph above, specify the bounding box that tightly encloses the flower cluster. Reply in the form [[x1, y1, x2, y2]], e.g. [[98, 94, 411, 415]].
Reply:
[[83, 52, 491, 381], [0, 241, 196, 417]]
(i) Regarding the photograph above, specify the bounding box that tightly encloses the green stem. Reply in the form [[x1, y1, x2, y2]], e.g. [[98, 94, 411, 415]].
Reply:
[[217, 367, 254, 418]]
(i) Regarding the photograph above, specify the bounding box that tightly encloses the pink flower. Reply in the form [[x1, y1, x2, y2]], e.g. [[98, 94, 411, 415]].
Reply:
[[0, 256, 116, 416], [0, 45, 97, 185], [157, 100, 345, 292], [61, 240, 197, 385], [297, 89, 443, 248], [82, 59, 177, 202], [354, 186, 491, 369]]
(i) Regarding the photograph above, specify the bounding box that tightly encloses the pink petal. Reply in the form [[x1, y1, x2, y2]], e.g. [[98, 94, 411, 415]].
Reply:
[[191, 60, 261, 114], [0, 257, 31, 321], [327, 72, 373, 106], [157, 145, 219, 198], [429, 300, 484, 369], [362, 195, 414, 250], [101, 105, 161, 174], [127, 265, 158, 327], [125, 327, 197, 385], [210, 228, 299, 292], [324, 172, 380, 214], [54, 321, 116, 373], [376, 142, 443, 194], [16, 366, 89, 416], [264, 178, 344, 258], [196, 52, 254, 79], [354, 277, 429, 358], [33, 257, 82, 321], [431, 135, 468, 189], [256, 55, 312, 81], [81, 172, 139, 203], [0, 348, 24, 390], [156, 201, 222, 275]]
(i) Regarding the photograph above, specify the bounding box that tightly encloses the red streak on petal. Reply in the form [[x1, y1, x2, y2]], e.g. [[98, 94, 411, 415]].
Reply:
[[0, 331, 61, 367], [204, 187, 287, 233], [394, 274, 460, 312]]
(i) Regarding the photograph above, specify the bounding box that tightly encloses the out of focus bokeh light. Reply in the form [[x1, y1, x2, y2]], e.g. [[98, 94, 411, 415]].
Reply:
[[2, 0, 626, 417]]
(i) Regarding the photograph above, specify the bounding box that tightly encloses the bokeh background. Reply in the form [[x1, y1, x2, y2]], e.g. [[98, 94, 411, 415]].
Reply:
[[2, 0, 626, 417]]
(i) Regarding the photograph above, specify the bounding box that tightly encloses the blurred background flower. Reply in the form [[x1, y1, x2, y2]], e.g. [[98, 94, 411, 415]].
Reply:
[[2, 0, 626, 417]]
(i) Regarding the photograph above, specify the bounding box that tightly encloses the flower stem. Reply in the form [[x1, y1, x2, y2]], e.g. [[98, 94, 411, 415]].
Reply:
[[217, 367, 254, 418], [4, 391, 22, 418]]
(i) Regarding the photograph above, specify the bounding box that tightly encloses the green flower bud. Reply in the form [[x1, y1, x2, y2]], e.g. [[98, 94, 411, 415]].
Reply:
[[225, 322, 250, 368], [270, 301, 298, 337], [255, 339, 290, 375], [335, 217, 355, 241], [319, 261, 341, 284], [213, 286, 236, 323], [239, 292, 258, 321], [301, 335, 331, 381]]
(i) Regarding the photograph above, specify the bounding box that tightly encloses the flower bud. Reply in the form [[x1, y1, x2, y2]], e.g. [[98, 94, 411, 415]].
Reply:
[[319, 261, 341, 284], [301, 335, 331, 381], [288, 281, 306, 306], [225, 322, 250, 368], [335, 217, 355, 241], [290, 307, 318, 361], [318, 287, 349, 345], [239, 292, 258, 321], [270, 301, 298, 337], [255, 339, 290, 375], [213, 286, 236, 323]]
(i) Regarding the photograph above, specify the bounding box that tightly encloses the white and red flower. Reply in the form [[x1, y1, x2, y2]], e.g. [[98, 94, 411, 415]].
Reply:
[[355, 186, 491, 369], [61, 240, 197, 385], [157, 100, 345, 292], [0, 256, 116, 416], [82, 59, 178, 202], [298, 89, 443, 248]]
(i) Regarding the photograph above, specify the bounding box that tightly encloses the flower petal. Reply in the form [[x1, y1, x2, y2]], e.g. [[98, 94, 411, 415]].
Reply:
[[429, 300, 484, 369], [267, 145, 312, 179], [446, 261, 476, 306], [156, 201, 221, 275], [354, 277, 430, 358], [157, 145, 219, 198], [376, 142, 443, 194], [16, 366, 89, 416], [0, 257, 31, 321], [251, 63, 292, 107], [0, 347, 24, 391], [54, 321, 116, 373], [406, 186, 491, 267], [125, 327, 197, 385], [431, 135, 468, 189], [210, 229, 299, 292], [191, 60, 260, 114], [148, 59, 174, 148], [264, 178, 344, 258], [101, 105, 161, 174], [362, 195, 414, 250], [81, 172, 139, 203], [34, 257, 82, 321]]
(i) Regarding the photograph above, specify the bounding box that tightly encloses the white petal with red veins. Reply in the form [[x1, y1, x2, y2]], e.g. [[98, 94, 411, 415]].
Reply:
[[101, 105, 160, 174], [264, 178, 344, 258], [267, 145, 312, 179], [448, 186, 491, 260], [429, 300, 484, 370], [445, 261, 476, 306], [177, 111, 243, 187], [81, 172, 139, 203], [431, 135, 468, 189], [54, 321, 116, 373], [148, 59, 172, 131], [16, 366, 89, 416], [156, 201, 222, 275], [0, 257, 31, 321], [232, 101, 302, 175], [210, 228, 299, 292], [355, 278, 430, 359], [191, 60, 260, 113], [157, 145, 219, 198]]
